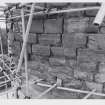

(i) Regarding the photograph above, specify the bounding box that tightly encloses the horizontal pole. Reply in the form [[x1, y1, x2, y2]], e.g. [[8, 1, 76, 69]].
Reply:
[[36, 82, 105, 97], [7, 6, 100, 20], [0, 79, 11, 85], [0, 75, 6, 79], [0, 79, 105, 98], [0, 75, 23, 86], [5, 3, 44, 14]]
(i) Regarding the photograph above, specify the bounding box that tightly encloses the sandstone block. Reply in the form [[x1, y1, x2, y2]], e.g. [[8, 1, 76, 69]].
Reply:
[[38, 34, 61, 46], [63, 33, 87, 49], [85, 81, 103, 92], [74, 70, 93, 81], [64, 18, 89, 33], [77, 48, 105, 63], [32, 45, 50, 56], [44, 18, 63, 33], [49, 57, 66, 66], [25, 19, 44, 33]]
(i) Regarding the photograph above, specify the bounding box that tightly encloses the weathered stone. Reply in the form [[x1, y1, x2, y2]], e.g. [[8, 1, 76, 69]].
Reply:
[[64, 11, 83, 18], [77, 48, 105, 63], [46, 3, 68, 8], [51, 47, 64, 57], [88, 34, 105, 50], [95, 73, 105, 83], [64, 48, 76, 59], [51, 47, 76, 58], [70, 3, 84, 8], [100, 27, 105, 34], [74, 70, 93, 81], [32, 45, 50, 56], [98, 62, 105, 73], [85, 10, 98, 17], [49, 57, 66, 66], [38, 34, 61, 46], [85, 24, 99, 33], [64, 18, 89, 33], [66, 59, 77, 69], [63, 33, 87, 49], [48, 66, 73, 76], [85, 81, 103, 92], [25, 19, 44, 33], [28, 33, 37, 43], [30, 54, 49, 64], [78, 62, 97, 73], [63, 79, 83, 89], [44, 18, 63, 33]]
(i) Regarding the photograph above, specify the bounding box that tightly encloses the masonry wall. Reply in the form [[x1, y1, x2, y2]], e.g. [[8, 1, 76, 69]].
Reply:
[[7, 3, 105, 98]]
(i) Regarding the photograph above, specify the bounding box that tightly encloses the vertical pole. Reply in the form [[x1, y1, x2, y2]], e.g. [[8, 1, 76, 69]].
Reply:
[[16, 3, 35, 73], [5, 78, 8, 99], [21, 7, 29, 97]]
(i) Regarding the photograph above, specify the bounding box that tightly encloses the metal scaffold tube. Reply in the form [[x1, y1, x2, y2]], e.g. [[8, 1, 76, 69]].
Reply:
[[83, 89, 96, 99], [35, 82, 105, 97], [16, 3, 35, 73], [7, 6, 100, 20], [36, 84, 57, 98], [21, 7, 29, 97]]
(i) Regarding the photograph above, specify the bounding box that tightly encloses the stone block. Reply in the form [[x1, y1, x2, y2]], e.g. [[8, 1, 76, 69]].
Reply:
[[77, 48, 105, 63], [44, 18, 63, 33], [49, 57, 66, 66], [48, 66, 73, 76], [74, 70, 94, 81], [78, 62, 97, 73], [51, 47, 64, 57], [88, 34, 105, 50], [32, 44, 50, 56], [25, 19, 44, 33], [85, 81, 103, 92], [28, 33, 37, 43], [100, 27, 105, 34], [38, 34, 61, 46], [64, 18, 89, 33], [85, 24, 99, 33], [98, 62, 105, 73], [66, 59, 77, 69], [63, 79, 83, 89], [64, 11, 83, 18], [64, 48, 76, 59], [95, 73, 105, 83], [51, 47, 76, 58], [46, 3, 68, 8], [85, 10, 98, 17], [63, 33, 87, 49]]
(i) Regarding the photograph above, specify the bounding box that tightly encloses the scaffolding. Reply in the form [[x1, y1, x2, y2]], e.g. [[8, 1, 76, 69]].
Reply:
[[0, 2, 105, 99]]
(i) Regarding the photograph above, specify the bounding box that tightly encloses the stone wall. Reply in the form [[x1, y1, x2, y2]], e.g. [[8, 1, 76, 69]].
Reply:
[[7, 3, 105, 98]]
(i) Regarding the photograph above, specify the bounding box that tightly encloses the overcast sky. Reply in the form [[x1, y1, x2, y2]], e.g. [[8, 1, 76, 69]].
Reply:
[[0, 3, 6, 29]]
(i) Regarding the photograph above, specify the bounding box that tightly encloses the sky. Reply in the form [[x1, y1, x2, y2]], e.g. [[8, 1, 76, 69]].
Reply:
[[0, 3, 6, 29]]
